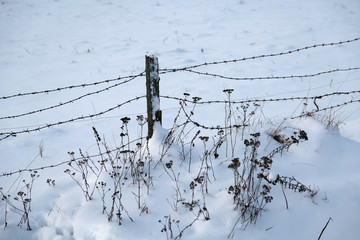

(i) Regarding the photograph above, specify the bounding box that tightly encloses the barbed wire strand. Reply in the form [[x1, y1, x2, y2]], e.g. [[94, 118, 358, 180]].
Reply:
[[160, 90, 360, 105], [0, 96, 146, 141], [0, 137, 146, 177], [160, 37, 360, 72], [0, 122, 189, 177], [2, 90, 356, 139], [291, 99, 360, 119], [2, 99, 359, 177], [2, 100, 359, 176], [260, 77, 360, 99], [0, 72, 145, 100], [0, 73, 144, 120], [0, 105, 190, 132], [181, 67, 360, 81], [178, 98, 360, 130], [0, 109, 150, 131]]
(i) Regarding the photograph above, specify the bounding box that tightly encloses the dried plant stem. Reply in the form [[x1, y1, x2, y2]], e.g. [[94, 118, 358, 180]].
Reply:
[[281, 186, 289, 210], [318, 217, 333, 240], [174, 210, 202, 240]]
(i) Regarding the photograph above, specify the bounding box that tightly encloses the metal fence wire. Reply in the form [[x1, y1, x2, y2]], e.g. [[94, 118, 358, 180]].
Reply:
[[0, 37, 359, 144]]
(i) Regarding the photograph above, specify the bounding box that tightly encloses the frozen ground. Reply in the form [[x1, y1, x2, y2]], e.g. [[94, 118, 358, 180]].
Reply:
[[0, 0, 359, 239]]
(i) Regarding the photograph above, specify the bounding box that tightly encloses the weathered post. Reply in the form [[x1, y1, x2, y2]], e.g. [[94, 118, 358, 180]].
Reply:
[[146, 55, 162, 139]]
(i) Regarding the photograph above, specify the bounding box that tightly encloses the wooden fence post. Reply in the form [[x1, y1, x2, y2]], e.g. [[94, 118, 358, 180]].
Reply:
[[146, 55, 162, 139]]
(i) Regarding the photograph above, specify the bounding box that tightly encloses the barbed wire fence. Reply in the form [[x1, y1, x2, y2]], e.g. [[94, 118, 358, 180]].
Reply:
[[0, 37, 359, 177], [0, 73, 145, 121], [159, 37, 360, 73], [178, 67, 360, 81], [0, 73, 145, 100]]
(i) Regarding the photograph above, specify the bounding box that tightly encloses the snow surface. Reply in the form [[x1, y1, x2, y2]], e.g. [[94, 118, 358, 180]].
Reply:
[[1, 0, 360, 239]]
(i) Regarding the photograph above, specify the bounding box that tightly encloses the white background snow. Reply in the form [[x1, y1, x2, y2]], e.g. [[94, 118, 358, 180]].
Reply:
[[0, 0, 359, 239]]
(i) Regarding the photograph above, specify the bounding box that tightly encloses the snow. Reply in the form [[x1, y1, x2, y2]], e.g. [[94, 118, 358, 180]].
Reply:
[[266, 173, 279, 183], [1, 0, 360, 239]]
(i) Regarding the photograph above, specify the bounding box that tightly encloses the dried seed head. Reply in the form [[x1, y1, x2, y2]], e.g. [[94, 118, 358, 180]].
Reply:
[[192, 96, 202, 102], [136, 115, 146, 125], [223, 89, 234, 94], [165, 160, 173, 169], [120, 117, 131, 124], [92, 127, 101, 142], [199, 136, 209, 142]]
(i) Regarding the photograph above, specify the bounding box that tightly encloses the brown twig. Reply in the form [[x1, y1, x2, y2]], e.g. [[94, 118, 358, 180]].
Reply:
[[318, 217, 333, 240]]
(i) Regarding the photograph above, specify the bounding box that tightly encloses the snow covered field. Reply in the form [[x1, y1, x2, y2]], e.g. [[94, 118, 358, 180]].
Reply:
[[0, 0, 359, 239]]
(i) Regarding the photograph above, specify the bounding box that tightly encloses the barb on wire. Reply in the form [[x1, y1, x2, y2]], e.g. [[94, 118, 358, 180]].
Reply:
[[0, 137, 146, 177], [0, 96, 146, 141], [160, 38, 360, 72], [181, 67, 360, 81], [291, 99, 360, 119], [0, 72, 145, 100], [160, 90, 360, 105], [0, 73, 143, 120]]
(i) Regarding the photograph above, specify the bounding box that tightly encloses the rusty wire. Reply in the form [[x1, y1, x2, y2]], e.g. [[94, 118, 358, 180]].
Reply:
[[180, 67, 360, 81], [291, 99, 360, 119], [160, 38, 360, 72], [0, 72, 145, 100], [160, 90, 360, 105], [0, 73, 144, 120], [0, 96, 146, 141]]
